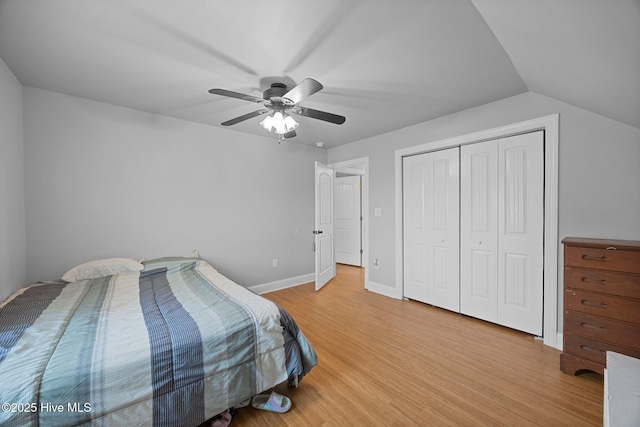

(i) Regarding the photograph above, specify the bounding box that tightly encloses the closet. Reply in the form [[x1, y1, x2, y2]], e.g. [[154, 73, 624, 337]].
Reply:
[[403, 131, 544, 335]]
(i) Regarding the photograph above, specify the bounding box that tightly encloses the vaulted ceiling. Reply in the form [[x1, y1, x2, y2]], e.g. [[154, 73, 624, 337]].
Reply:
[[1, 0, 638, 148]]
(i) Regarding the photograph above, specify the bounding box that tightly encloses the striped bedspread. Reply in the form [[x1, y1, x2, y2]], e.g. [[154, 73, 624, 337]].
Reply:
[[0, 257, 316, 426]]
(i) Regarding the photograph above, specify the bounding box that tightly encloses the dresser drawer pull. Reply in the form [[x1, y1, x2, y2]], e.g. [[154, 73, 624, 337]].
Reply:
[[580, 345, 605, 355], [580, 300, 608, 309], [580, 277, 608, 285], [581, 254, 608, 262], [580, 322, 606, 331]]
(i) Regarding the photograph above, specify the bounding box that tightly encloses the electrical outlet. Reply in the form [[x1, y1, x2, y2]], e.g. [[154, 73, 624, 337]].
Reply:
[[272, 259, 278, 268], [373, 258, 379, 268]]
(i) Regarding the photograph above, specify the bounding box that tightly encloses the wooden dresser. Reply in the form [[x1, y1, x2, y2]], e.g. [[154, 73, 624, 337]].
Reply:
[[561, 237, 640, 375]]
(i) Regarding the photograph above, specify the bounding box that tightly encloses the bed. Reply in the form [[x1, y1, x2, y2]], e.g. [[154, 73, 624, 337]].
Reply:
[[0, 256, 317, 426]]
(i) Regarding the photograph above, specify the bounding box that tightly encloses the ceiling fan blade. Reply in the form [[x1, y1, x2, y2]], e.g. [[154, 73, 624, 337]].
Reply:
[[283, 78, 323, 105], [292, 106, 346, 125], [221, 109, 269, 126], [284, 130, 297, 139], [209, 88, 265, 104]]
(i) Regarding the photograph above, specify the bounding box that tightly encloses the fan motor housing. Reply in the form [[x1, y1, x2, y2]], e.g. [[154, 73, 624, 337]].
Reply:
[[263, 83, 288, 101]]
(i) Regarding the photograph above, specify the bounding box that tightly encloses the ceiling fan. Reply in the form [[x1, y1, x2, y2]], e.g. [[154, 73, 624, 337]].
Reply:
[[208, 78, 346, 142]]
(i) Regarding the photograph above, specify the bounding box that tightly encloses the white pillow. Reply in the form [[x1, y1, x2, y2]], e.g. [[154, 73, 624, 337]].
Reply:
[[61, 258, 144, 282], [138, 250, 200, 264]]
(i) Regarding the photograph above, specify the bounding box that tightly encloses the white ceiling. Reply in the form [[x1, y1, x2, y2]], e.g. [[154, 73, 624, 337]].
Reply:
[[0, 0, 638, 148]]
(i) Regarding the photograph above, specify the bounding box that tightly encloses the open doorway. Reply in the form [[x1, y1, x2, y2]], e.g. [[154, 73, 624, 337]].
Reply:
[[335, 173, 362, 267], [328, 157, 369, 289]]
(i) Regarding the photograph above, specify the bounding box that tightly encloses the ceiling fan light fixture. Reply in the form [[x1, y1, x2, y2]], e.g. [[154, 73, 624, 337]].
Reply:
[[260, 111, 298, 135], [273, 111, 286, 134], [283, 114, 299, 132], [210, 78, 344, 141], [259, 114, 274, 132]]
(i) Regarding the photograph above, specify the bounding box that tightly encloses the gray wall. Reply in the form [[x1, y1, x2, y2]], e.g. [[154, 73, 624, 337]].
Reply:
[[9, 81, 640, 319], [328, 91, 640, 330], [23, 87, 326, 286], [0, 57, 26, 301]]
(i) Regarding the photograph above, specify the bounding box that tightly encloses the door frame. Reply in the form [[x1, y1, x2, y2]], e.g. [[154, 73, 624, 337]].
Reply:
[[328, 157, 369, 289], [394, 114, 560, 349]]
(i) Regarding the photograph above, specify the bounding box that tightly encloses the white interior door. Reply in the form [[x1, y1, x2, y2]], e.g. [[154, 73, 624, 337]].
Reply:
[[314, 162, 335, 291], [403, 154, 429, 302], [460, 140, 498, 323], [403, 148, 459, 311], [427, 148, 460, 312], [334, 175, 362, 266], [497, 131, 544, 335]]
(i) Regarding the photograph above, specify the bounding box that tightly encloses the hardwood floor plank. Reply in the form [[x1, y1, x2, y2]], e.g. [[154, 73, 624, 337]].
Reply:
[[232, 265, 603, 426]]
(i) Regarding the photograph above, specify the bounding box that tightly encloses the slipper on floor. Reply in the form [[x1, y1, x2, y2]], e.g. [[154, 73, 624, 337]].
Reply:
[[250, 391, 291, 413]]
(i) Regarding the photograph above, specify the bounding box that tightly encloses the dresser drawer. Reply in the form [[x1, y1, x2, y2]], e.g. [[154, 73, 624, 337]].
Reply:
[[565, 311, 640, 348], [565, 267, 640, 298], [564, 333, 640, 365], [565, 289, 640, 323], [565, 245, 640, 274]]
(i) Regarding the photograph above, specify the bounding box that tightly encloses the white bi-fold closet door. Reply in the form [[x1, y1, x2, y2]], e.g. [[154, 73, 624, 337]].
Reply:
[[403, 131, 544, 336], [403, 147, 460, 312], [460, 131, 544, 335]]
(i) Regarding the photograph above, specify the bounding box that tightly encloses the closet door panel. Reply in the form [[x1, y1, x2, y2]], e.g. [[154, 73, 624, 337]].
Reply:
[[460, 141, 498, 322], [426, 148, 460, 312], [497, 131, 544, 336], [403, 155, 428, 302], [403, 148, 459, 311]]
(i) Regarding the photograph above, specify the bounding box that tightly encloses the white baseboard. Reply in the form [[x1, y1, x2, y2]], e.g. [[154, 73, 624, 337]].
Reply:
[[556, 332, 563, 351], [249, 273, 314, 295], [366, 280, 402, 299]]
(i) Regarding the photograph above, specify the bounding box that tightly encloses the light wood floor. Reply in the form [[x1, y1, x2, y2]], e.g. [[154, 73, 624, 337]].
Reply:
[[232, 264, 603, 426]]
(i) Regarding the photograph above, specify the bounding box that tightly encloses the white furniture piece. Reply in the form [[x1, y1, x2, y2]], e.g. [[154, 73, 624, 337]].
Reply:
[[604, 351, 640, 427]]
